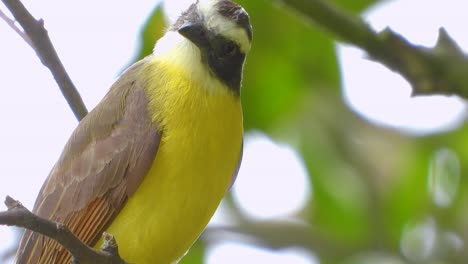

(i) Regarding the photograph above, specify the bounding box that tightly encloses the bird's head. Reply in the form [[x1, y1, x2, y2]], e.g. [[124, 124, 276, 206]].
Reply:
[[153, 0, 252, 94]]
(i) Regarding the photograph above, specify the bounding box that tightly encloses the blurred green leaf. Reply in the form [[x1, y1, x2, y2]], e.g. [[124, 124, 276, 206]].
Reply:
[[237, 0, 339, 131], [135, 3, 167, 60], [334, 0, 378, 13], [298, 95, 373, 245]]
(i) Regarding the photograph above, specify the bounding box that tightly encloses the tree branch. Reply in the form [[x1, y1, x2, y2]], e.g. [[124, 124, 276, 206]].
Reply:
[[0, 196, 126, 264], [1, 0, 88, 121], [282, 0, 468, 99], [202, 219, 390, 260]]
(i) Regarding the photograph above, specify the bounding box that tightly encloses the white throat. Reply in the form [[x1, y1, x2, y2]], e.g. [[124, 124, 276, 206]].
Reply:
[[153, 31, 226, 94]]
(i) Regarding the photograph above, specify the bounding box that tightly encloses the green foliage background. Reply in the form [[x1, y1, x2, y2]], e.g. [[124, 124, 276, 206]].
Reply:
[[136, 1, 468, 263]]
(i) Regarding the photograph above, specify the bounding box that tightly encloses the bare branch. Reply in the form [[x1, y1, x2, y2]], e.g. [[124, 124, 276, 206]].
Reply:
[[282, 0, 468, 99], [0, 196, 126, 264], [1, 0, 88, 121]]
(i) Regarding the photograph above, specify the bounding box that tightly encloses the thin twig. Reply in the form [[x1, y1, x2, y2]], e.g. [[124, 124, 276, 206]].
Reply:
[[0, 196, 126, 264], [0, 8, 33, 47], [282, 0, 468, 99], [1, 0, 88, 120]]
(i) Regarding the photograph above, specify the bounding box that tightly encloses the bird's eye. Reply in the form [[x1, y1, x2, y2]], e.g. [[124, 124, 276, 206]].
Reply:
[[222, 42, 237, 57]]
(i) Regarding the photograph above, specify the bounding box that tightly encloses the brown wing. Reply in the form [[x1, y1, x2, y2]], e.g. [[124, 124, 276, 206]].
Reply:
[[15, 57, 161, 264]]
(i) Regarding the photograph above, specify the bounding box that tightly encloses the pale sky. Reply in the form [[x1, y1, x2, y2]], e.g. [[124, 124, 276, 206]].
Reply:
[[1, 0, 467, 263]]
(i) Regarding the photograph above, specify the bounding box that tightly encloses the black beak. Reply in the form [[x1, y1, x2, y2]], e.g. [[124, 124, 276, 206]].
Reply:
[[178, 22, 209, 49]]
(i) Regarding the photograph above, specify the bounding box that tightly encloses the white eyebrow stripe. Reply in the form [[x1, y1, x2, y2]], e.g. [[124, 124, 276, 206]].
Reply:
[[198, 0, 251, 53], [209, 16, 251, 53]]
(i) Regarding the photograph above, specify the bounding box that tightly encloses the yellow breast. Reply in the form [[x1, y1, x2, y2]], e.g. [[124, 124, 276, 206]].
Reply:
[[105, 59, 243, 263]]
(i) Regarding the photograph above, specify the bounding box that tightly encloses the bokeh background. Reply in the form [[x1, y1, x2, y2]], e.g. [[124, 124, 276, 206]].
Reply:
[[1, 0, 468, 263]]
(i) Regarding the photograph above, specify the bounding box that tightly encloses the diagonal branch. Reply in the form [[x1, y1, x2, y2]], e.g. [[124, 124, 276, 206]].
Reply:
[[282, 0, 468, 99], [0, 196, 126, 264], [1, 0, 88, 121]]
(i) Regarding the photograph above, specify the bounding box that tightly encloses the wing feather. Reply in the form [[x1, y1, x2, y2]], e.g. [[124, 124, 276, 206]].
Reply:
[[16, 57, 161, 264]]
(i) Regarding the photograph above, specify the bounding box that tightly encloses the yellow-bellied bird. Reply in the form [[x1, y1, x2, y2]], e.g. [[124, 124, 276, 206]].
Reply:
[[16, 0, 252, 263]]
